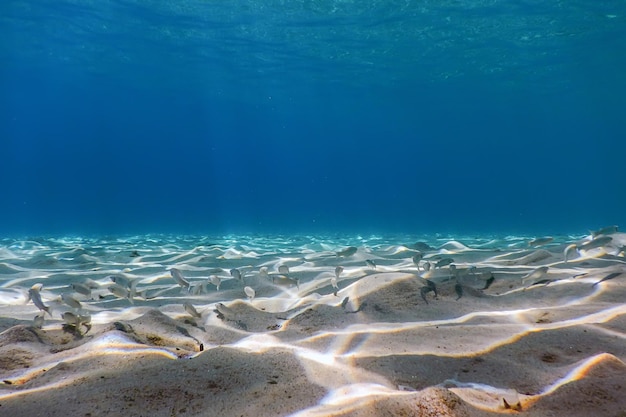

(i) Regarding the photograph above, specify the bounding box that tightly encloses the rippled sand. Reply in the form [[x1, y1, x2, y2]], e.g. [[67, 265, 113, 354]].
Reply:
[[1, 232, 625, 416]]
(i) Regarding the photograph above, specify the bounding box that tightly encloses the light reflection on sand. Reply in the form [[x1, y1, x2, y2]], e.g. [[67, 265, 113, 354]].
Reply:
[[0, 232, 625, 415]]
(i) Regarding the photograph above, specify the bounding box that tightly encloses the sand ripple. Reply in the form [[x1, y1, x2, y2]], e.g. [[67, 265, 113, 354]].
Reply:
[[1, 232, 625, 416]]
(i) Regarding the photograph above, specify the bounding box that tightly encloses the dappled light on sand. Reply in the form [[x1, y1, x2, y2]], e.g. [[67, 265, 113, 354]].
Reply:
[[1, 232, 626, 416]]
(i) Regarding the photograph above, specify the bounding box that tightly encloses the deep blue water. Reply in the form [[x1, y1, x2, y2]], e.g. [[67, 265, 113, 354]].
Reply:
[[1, 0, 626, 237]]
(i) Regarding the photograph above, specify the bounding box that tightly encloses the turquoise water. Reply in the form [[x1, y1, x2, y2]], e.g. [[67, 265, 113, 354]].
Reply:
[[1, 1, 626, 236]]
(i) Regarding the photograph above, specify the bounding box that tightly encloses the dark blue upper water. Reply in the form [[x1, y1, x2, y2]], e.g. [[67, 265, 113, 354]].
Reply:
[[2, 0, 625, 236]]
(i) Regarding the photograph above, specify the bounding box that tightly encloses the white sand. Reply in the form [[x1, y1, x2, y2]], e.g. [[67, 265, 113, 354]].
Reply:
[[1, 232, 625, 416]]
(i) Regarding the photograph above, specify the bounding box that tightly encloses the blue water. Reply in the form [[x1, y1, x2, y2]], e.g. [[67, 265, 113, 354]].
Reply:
[[2, 0, 626, 237]]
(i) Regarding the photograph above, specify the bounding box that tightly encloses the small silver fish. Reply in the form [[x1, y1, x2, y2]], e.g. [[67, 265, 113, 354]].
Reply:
[[591, 225, 619, 237], [412, 253, 423, 271], [272, 274, 299, 289], [191, 283, 204, 295], [62, 312, 91, 332], [244, 286, 255, 300], [528, 237, 553, 247], [28, 284, 51, 316], [449, 264, 458, 279], [336, 246, 357, 257], [84, 278, 100, 289], [435, 258, 454, 268], [482, 274, 495, 290], [62, 311, 80, 327], [454, 283, 464, 300], [61, 293, 82, 310], [334, 266, 344, 278], [215, 302, 237, 320], [230, 268, 243, 281], [107, 274, 132, 288], [330, 276, 338, 290], [33, 314, 44, 329], [578, 236, 612, 251], [71, 283, 92, 297], [278, 265, 290, 275], [521, 266, 549, 284], [593, 272, 622, 287], [365, 260, 377, 270], [183, 302, 202, 318], [209, 275, 221, 290], [108, 284, 130, 299], [259, 267, 269, 279], [170, 268, 190, 289], [420, 280, 438, 304]]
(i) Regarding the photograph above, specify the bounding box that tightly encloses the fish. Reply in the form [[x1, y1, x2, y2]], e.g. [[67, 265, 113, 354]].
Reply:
[[365, 260, 377, 270], [108, 284, 132, 303], [482, 274, 495, 290], [191, 283, 205, 295], [62, 311, 81, 327], [170, 268, 190, 290], [183, 302, 202, 318], [331, 268, 340, 295], [230, 268, 243, 281], [521, 266, 549, 284], [272, 274, 299, 289], [259, 267, 269, 279], [84, 278, 100, 289], [422, 261, 431, 272], [593, 272, 622, 287], [33, 314, 44, 329], [420, 286, 433, 304], [578, 236, 612, 251], [563, 244, 578, 263], [336, 246, 357, 257], [449, 264, 458, 279], [71, 283, 92, 297], [334, 266, 343, 278], [244, 286, 255, 300], [435, 258, 454, 268], [61, 293, 82, 310], [526, 279, 554, 287], [278, 265, 290, 275], [215, 302, 237, 320], [28, 284, 51, 316], [591, 225, 618, 237], [108, 275, 140, 296], [412, 253, 423, 271], [411, 242, 433, 252], [454, 283, 464, 300], [503, 249, 551, 265], [209, 275, 221, 290], [420, 280, 438, 304], [528, 237, 553, 247], [107, 274, 132, 288], [62, 312, 92, 333]]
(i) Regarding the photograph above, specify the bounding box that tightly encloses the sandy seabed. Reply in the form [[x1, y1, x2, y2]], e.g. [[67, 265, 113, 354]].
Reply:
[[0, 232, 625, 417]]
